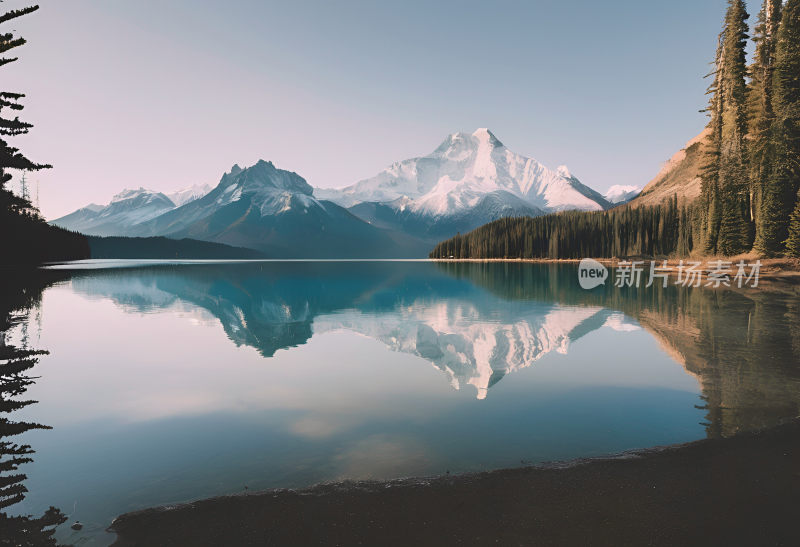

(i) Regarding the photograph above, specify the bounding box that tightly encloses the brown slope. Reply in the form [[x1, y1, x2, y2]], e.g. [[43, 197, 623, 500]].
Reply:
[[629, 128, 711, 207]]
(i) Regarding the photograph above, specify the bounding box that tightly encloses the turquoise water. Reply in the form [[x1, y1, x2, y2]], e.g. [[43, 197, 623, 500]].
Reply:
[[4, 261, 799, 545]]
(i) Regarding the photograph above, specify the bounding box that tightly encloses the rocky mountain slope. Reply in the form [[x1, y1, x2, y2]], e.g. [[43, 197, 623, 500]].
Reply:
[[630, 128, 710, 208]]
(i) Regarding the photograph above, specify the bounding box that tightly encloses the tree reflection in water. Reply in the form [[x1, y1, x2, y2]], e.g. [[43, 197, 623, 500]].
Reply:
[[435, 261, 800, 437], [1, 270, 69, 545]]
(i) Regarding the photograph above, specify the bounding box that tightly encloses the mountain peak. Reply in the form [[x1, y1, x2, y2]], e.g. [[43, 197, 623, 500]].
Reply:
[[319, 129, 606, 215], [217, 159, 313, 200], [166, 183, 212, 207], [557, 165, 573, 179], [471, 128, 502, 147], [230, 164, 243, 175], [111, 187, 157, 203], [434, 128, 503, 159], [604, 184, 642, 204]]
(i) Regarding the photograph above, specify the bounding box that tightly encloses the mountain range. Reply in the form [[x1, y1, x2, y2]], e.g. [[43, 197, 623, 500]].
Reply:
[[51, 129, 640, 257], [127, 161, 418, 258], [52, 183, 212, 236]]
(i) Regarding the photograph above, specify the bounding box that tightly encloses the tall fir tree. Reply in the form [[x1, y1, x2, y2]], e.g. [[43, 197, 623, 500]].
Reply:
[[0, 3, 50, 217], [716, 0, 751, 256], [698, 37, 724, 255], [772, 0, 800, 255], [787, 189, 800, 257], [757, 0, 800, 255], [749, 0, 782, 253]]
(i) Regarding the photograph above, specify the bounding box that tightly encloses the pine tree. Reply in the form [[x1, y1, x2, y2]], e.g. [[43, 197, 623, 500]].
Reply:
[[773, 0, 800, 255], [755, 0, 800, 255], [786, 189, 800, 257], [0, 4, 50, 213], [750, 0, 782, 253], [699, 36, 724, 254], [716, 0, 751, 256]]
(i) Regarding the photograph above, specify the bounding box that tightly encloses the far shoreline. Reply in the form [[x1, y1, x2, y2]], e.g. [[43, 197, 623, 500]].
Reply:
[[431, 256, 800, 286]]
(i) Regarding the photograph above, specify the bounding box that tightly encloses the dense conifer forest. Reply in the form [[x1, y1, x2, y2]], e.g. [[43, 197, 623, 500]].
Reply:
[[432, 0, 800, 260], [430, 198, 691, 260]]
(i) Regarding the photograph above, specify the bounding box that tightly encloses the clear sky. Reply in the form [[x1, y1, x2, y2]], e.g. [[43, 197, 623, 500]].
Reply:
[[5, 0, 745, 219]]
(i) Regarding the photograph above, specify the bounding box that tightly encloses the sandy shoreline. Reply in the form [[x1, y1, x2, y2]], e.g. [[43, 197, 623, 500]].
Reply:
[[110, 418, 800, 546]]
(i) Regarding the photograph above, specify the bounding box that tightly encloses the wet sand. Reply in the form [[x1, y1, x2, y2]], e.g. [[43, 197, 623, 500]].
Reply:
[[110, 418, 800, 546]]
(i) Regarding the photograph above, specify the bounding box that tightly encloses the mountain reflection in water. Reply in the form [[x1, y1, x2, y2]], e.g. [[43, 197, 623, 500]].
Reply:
[[63, 260, 800, 432], [68, 262, 638, 399]]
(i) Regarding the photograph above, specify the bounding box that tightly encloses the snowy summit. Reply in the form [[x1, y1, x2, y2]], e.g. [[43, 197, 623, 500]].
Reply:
[[316, 128, 610, 216], [603, 185, 641, 204]]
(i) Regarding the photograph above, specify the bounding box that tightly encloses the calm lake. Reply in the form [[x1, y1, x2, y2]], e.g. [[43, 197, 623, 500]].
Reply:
[[4, 260, 800, 545]]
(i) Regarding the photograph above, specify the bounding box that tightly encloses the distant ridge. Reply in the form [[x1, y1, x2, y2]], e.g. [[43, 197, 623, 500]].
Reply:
[[51, 184, 212, 236], [87, 236, 265, 259], [630, 129, 710, 208]]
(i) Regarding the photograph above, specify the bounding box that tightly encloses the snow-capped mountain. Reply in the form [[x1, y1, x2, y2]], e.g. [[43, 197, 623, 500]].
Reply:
[[317, 129, 610, 224], [51, 188, 178, 236], [129, 161, 423, 257], [51, 184, 212, 236], [604, 185, 641, 204], [166, 183, 213, 207]]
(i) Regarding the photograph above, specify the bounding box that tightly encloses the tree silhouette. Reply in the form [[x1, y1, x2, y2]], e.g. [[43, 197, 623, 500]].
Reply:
[[0, 270, 70, 545], [0, 3, 50, 196], [0, 2, 89, 265]]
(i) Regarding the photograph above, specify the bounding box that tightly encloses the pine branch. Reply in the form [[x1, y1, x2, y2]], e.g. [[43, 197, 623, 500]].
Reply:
[[0, 142, 52, 171], [0, 116, 33, 136], [0, 97, 23, 110], [0, 33, 25, 55], [0, 5, 39, 26]]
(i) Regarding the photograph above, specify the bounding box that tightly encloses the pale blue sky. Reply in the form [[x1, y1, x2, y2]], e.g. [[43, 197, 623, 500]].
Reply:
[[6, 0, 744, 219]]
